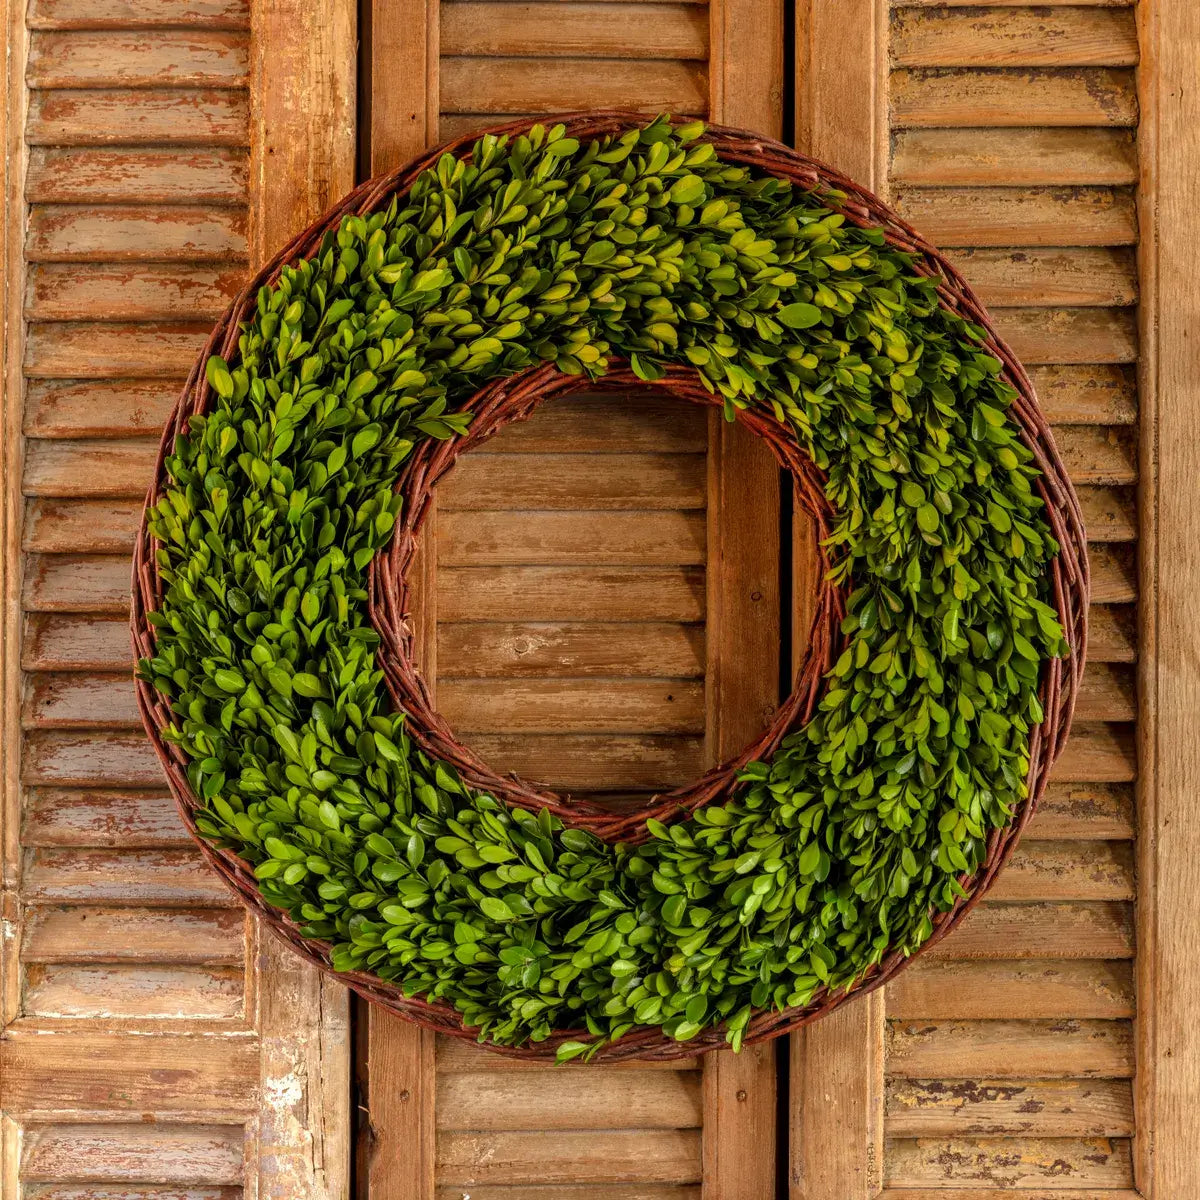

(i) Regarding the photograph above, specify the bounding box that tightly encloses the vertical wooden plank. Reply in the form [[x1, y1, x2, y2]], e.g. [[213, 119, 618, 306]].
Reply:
[[361, 5, 439, 1198], [1136, 0, 1200, 1194], [789, 992, 884, 1199], [250, 3, 357, 1196], [0, 0, 28, 1034], [703, 5, 784, 1197], [789, 3, 888, 1199], [795, 0, 889, 191], [371, 0, 439, 166]]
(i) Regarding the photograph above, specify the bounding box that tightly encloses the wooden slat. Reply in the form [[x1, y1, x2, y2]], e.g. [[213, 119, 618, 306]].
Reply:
[[1088, 606, 1137, 663], [26, 31, 249, 89], [24, 554, 132, 613], [882, 1191, 1139, 1200], [1088, 545, 1137, 603], [436, 1130, 702, 1187], [886, 1019, 1135, 1080], [993, 308, 1138, 366], [440, 2, 708, 59], [437, 623, 704, 679], [433, 1189, 700, 1200], [466, 394, 708, 455], [24, 499, 139, 552], [1056, 426, 1137, 486], [25, 673, 140, 729], [1029, 783, 1135, 841], [27, 88, 249, 146], [435, 1070, 703, 1130], [22, 788, 188, 848], [893, 0, 1134, 6], [437, 510, 707, 565], [26, 206, 247, 262], [21, 730, 162, 787], [989, 841, 1135, 902], [1078, 486, 1136, 541], [25, 322, 211, 377], [437, 1038, 702, 1073], [438, 565, 706, 623], [439, 57, 707, 114], [438, 452, 706, 511], [23, 438, 155, 497], [1076, 663, 1136, 722], [891, 8, 1138, 68], [27, 0, 251, 29], [26, 147, 248, 203], [883, 1136, 1133, 1189], [23, 615, 129, 670], [1050, 721, 1136, 782], [21, 1123, 245, 1184], [24, 962, 244, 1019], [24, 379, 180, 437], [0, 1028, 257, 1114], [885, 959, 1134, 1020], [927, 901, 1134, 961], [23, 905, 243, 963], [891, 187, 1137, 248], [892, 128, 1138, 188], [1031, 365, 1137, 426], [438, 678, 705, 734], [27, 263, 242, 320], [891, 67, 1137, 128], [886, 1078, 1135, 1138], [461, 733, 705, 792], [23, 847, 232, 905], [942, 248, 1137, 309]]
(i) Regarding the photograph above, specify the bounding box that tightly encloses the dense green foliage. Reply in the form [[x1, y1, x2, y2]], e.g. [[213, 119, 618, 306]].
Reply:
[[139, 117, 1067, 1058]]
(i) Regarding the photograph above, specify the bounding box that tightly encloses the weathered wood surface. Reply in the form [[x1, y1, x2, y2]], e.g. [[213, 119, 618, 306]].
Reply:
[[3, 0, 1192, 1193], [2, 0, 354, 1197]]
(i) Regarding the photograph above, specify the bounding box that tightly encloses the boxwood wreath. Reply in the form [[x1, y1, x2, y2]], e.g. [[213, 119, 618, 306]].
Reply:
[[133, 113, 1086, 1062]]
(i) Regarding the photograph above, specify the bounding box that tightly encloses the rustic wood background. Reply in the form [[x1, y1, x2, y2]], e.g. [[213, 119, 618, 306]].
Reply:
[[1, 0, 1197, 1197]]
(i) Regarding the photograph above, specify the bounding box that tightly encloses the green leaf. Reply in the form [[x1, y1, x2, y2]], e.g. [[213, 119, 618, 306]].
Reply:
[[777, 302, 822, 329]]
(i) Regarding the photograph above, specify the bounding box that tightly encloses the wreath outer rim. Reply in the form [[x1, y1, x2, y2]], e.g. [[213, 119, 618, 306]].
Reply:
[[131, 111, 1089, 1062]]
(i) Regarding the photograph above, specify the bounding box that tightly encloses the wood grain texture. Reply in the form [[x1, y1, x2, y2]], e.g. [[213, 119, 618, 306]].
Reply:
[[892, 127, 1138, 186], [440, 57, 707, 114], [440, 2, 709, 59], [884, 1135, 1133, 1189], [886, 1019, 1136, 1080], [1135, 0, 1200, 1192], [248, 3, 355, 1198], [363, 5, 439, 1196], [700, 13, 785, 1191], [27, 87, 249, 145], [891, 67, 1137, 127], [891, 7, 1138, 67], [790, 4, 887, 1196]]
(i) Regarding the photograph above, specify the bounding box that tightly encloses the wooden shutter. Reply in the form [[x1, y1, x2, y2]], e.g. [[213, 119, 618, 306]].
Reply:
[[790, 1, 1198, 1196], [0, 1, 355, 1195], [356, 2, 788, 1197]]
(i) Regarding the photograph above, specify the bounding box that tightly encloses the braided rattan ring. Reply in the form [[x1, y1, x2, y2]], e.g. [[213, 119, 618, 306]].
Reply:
[[133, 113, 1087, 1061]]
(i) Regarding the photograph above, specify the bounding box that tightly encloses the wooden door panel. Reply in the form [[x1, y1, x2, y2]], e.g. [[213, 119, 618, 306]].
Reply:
[[358, 3, 785, 1196]]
